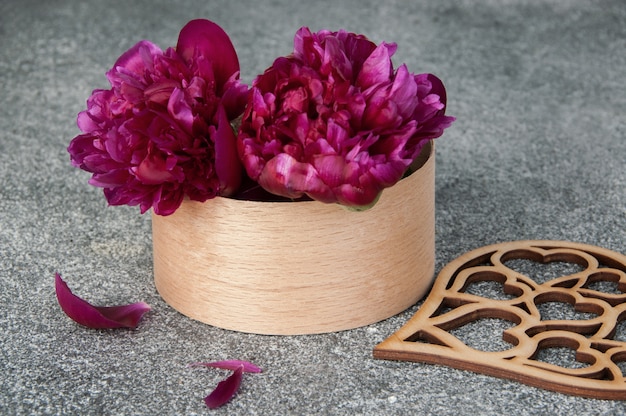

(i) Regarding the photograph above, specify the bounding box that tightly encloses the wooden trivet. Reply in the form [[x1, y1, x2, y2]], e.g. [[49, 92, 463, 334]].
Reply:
[[373, 240, 626, 400]]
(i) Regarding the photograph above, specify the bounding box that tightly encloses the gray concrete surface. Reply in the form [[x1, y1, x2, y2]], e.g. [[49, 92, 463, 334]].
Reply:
[[1, 0, 625, 414]]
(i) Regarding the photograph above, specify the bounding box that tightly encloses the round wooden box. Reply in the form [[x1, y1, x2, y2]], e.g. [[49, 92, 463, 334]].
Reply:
[[152, 141, 435, 335]]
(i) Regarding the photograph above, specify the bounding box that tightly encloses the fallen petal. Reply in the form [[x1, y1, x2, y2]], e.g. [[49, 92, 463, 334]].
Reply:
[[204, 366, 243, 409], [189, 360, 262, 373], [55, 273, 150, 329]]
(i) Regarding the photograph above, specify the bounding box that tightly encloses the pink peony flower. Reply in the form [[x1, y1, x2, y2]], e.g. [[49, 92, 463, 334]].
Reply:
[[68, 19, 248, 215], [238, 27, 454, 208]]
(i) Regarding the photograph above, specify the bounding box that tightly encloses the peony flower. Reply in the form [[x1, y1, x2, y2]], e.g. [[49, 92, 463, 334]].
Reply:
[[238, 27, 454, 208], [68, 19, 248, 215]]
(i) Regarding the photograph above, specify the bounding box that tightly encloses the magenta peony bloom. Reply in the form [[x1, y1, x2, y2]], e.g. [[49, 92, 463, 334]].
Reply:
[[238, 27, 454, 208], [68, 19, 248, 215]]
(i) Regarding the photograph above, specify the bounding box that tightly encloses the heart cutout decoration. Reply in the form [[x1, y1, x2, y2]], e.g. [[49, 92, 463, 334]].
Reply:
[[503, 257, 585, 284], [373, 240, 626, 400]]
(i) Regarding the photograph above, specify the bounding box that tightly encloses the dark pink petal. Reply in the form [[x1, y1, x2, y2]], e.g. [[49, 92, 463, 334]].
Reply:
[[55, 273, 150, 329], [150, 186, 185, 216], [320, 36, 352, 80], [106, 40, 162, 84], [425, 73, 447, 107], [356, 43, 392, 89], [292, 26, 313, 61], [334, 30, 379, 75], [258, 153, 336, 203], [335, 181, 382, 208], [144, 79, 179, 106], [389, 65, 419, 119], [204, 366, 243, 409], [220, 80, 250, 120], [167, 88, 194, 134], [133, 153, 178, 185], [213, 104, 242, 196], [312, 154, 357, 188], [176, 19, 240, 90], [189, 360, 262, 373], [88, 169, 131, 188]]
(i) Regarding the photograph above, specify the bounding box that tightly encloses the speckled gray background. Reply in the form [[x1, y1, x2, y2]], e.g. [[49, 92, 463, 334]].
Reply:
[[1, 0, 625, 414]]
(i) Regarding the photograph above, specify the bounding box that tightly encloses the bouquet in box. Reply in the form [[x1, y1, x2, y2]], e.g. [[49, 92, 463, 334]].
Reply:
[[68, 19, 454, 215]]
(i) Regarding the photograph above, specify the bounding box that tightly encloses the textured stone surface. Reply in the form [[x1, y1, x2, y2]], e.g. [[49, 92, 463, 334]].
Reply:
[[1, 0, 625, 414]]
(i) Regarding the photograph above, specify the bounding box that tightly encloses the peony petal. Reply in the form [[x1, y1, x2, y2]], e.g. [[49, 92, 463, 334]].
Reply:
[[292, 26, 313, 61], [213, 104, 242, 196], [189, 360, 262, 373], [55, 273, 150, 329], [176, 19, 240, 91], [204, 366, 243, 409], [106, 40, 162, 85], [134, 153, 177, 185], [425, 73, 447, 107], [150, 186, 185, 216], [258, 153, 335, 203], [335, 30, 379, 76], [220, 78, 250, 120], [334, 175, 382, 208], [389, 65, 419, 119], [356, 43, 392, 89], [167, 88, 194, 134], [312, 154, 357, 188], [321, 36, 352, 80]]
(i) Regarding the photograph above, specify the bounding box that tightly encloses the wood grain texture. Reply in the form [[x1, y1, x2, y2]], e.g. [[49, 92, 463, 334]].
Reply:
[[374, 240, 626, 400], [152, 142, 435, 335]]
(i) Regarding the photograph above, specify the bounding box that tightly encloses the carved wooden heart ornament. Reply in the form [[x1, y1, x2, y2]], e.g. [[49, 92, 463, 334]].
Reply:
[[373, 240, 626, 400]]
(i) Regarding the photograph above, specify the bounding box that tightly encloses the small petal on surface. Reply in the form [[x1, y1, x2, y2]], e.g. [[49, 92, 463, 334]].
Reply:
[[189, 360, 262, 373], [55, 273, 150, 329], [204, 366, 243, 409]]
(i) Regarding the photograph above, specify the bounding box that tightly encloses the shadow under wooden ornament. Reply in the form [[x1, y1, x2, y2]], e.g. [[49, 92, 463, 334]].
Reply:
[[373, 240, 626, 400], [152, 141, 435, 335]]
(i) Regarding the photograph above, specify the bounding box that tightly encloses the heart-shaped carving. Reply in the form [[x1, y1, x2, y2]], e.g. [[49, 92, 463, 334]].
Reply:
[[374, 240, 626, 400], [536, 300, 597, 322], [463, 278, 518, 301], [503, 258, 585, 285], [448, 317, 517, 352], [534, 346, 589, 369], [588, 281, 621, 293], [615, 321, 626, 342]]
